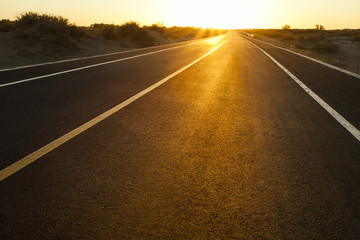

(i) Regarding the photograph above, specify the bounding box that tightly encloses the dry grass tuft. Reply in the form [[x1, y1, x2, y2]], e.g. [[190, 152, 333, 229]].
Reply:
[[313, 40, 338, 53], [352, 33, 360, 42]]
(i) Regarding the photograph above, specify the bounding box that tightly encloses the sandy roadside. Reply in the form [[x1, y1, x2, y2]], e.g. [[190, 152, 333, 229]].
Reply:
[[0, 29, 180, 70], [0, 34, 143, 70], [241, 32, 360, 75]]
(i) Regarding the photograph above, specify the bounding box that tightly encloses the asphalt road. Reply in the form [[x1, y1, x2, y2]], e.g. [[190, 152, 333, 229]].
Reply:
[[1, 33, 360, 239]]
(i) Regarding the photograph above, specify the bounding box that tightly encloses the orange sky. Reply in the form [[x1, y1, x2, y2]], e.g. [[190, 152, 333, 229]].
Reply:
[[1, 0, 360, 29]]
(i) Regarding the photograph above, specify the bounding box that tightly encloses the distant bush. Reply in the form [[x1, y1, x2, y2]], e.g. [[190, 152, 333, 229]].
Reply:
[[283, 32, 299, 41], [0, 19, 16, 32], [118, 22, 154, 46], [163, 26, 224, 40], [249, 29, 283, 39], [203, 29, 212, 38], [16, 12, 84, 39], [243, 29, 333, 42], [148, 23, 165, 33], [315, 24, 325, 30], [302, 32, 325, 42], [130, 29, 154, 46], [261, 30, 283, 38], [91, 21, 155, 46], [102, 25, 117, 40], [17, 12, 68, 27], [294, 42, 309, 50], [90, 23, 118, 39], [282, 24, 291, 30], [352, 33, 360, 42], [118, 22, 140, 36], [90, 23, 108, 28], [313, 40, 338, 53], [13, 12, 85, 54]]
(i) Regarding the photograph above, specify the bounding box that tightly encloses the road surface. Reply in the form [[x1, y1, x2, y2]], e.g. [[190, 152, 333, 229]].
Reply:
[[1, 33, 360, 239]]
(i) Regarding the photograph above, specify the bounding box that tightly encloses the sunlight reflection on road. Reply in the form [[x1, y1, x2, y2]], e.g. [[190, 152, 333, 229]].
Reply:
[[207, 37, 221, 45]]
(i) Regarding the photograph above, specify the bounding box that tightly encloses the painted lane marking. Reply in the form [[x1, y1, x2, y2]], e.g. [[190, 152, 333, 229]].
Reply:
[[0, 40, 228, 182], [0, 35, 223, 72], [249, 41, 360, 142], [0, 36, 222, 88], [242, 34, 360, 79]]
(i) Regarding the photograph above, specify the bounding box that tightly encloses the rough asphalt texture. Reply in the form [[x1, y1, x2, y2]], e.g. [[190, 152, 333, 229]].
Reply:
[[1, 34, 360, 239]]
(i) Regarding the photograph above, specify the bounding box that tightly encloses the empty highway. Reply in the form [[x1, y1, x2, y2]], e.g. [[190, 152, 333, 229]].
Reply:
[[1, 33, 360, 239]]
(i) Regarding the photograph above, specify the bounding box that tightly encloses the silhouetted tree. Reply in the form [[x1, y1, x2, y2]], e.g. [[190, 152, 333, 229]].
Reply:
[[282, 24, 291, 30], [315, 24, 325, 30]]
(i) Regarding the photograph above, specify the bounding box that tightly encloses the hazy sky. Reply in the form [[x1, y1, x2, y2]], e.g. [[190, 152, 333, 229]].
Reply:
[[1, 0, 360, 29]]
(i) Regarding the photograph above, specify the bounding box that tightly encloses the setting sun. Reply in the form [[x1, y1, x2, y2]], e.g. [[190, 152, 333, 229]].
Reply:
[[1, 0, 359, 29]]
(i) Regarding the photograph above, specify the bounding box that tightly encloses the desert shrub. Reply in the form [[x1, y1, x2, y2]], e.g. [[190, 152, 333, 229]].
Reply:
[[326, 29, 351, 38], [117, 22, 153, 46], [16, 12, 84, 39], [90, 23, 107, 28], [315, 24, 325, 30], [118, 22, 141, 36], [203, 29, 212, 38], [164, 26, 192, 39], [17, 12, 69, 28], [283, 32, 299, 41], [102, 25, 117, 40], [313, 40, 338, 53], [148, 23, 165, 33], [0, 19, 16, 32], [90, 23, 119, 39], [93, 21, 224, 44], [352, 33, 360, 42], [16, 12, 41, 26], [212, 29, 220, 36], [302, 32, 325, 42], [163, 26, 224, 40], [164, 26, 181, 39], [297, 35, 307, 41], [183, 27, 199, 38], [130, 29, 154, 46], [84, 27, 102, 38], [13, 12, 85, 53], [69, 24, 85, 38], [259, 30, 283, 38], [282, 24, 291, 30], [294, 42, 309, 50], [90, 21, 154, 45]]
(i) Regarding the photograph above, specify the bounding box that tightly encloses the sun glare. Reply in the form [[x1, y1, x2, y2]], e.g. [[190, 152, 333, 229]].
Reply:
[[167, 0, 262, 29], [207, 36, 221, 45]]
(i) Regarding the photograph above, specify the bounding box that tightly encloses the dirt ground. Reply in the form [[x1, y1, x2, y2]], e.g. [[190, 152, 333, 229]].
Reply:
[[0, 30, 174, 70], [247, 34, 360, 74]]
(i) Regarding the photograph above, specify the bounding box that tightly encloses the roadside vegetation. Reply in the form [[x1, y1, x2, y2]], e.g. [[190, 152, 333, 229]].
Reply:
[[0, 12, 85, 59], [0, 12, 226, 68], [241, 26, 360, 74], [89, 22, 223, 46], [244, 27, 360, 51]]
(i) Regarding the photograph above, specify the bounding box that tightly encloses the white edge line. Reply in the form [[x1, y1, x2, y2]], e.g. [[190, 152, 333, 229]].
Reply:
[[241, 33, 360, 80], [0, 40, 228, 182], [0, 35, 223, 72], [248, 40, 360, 142], [0, 37, 221, 88]]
